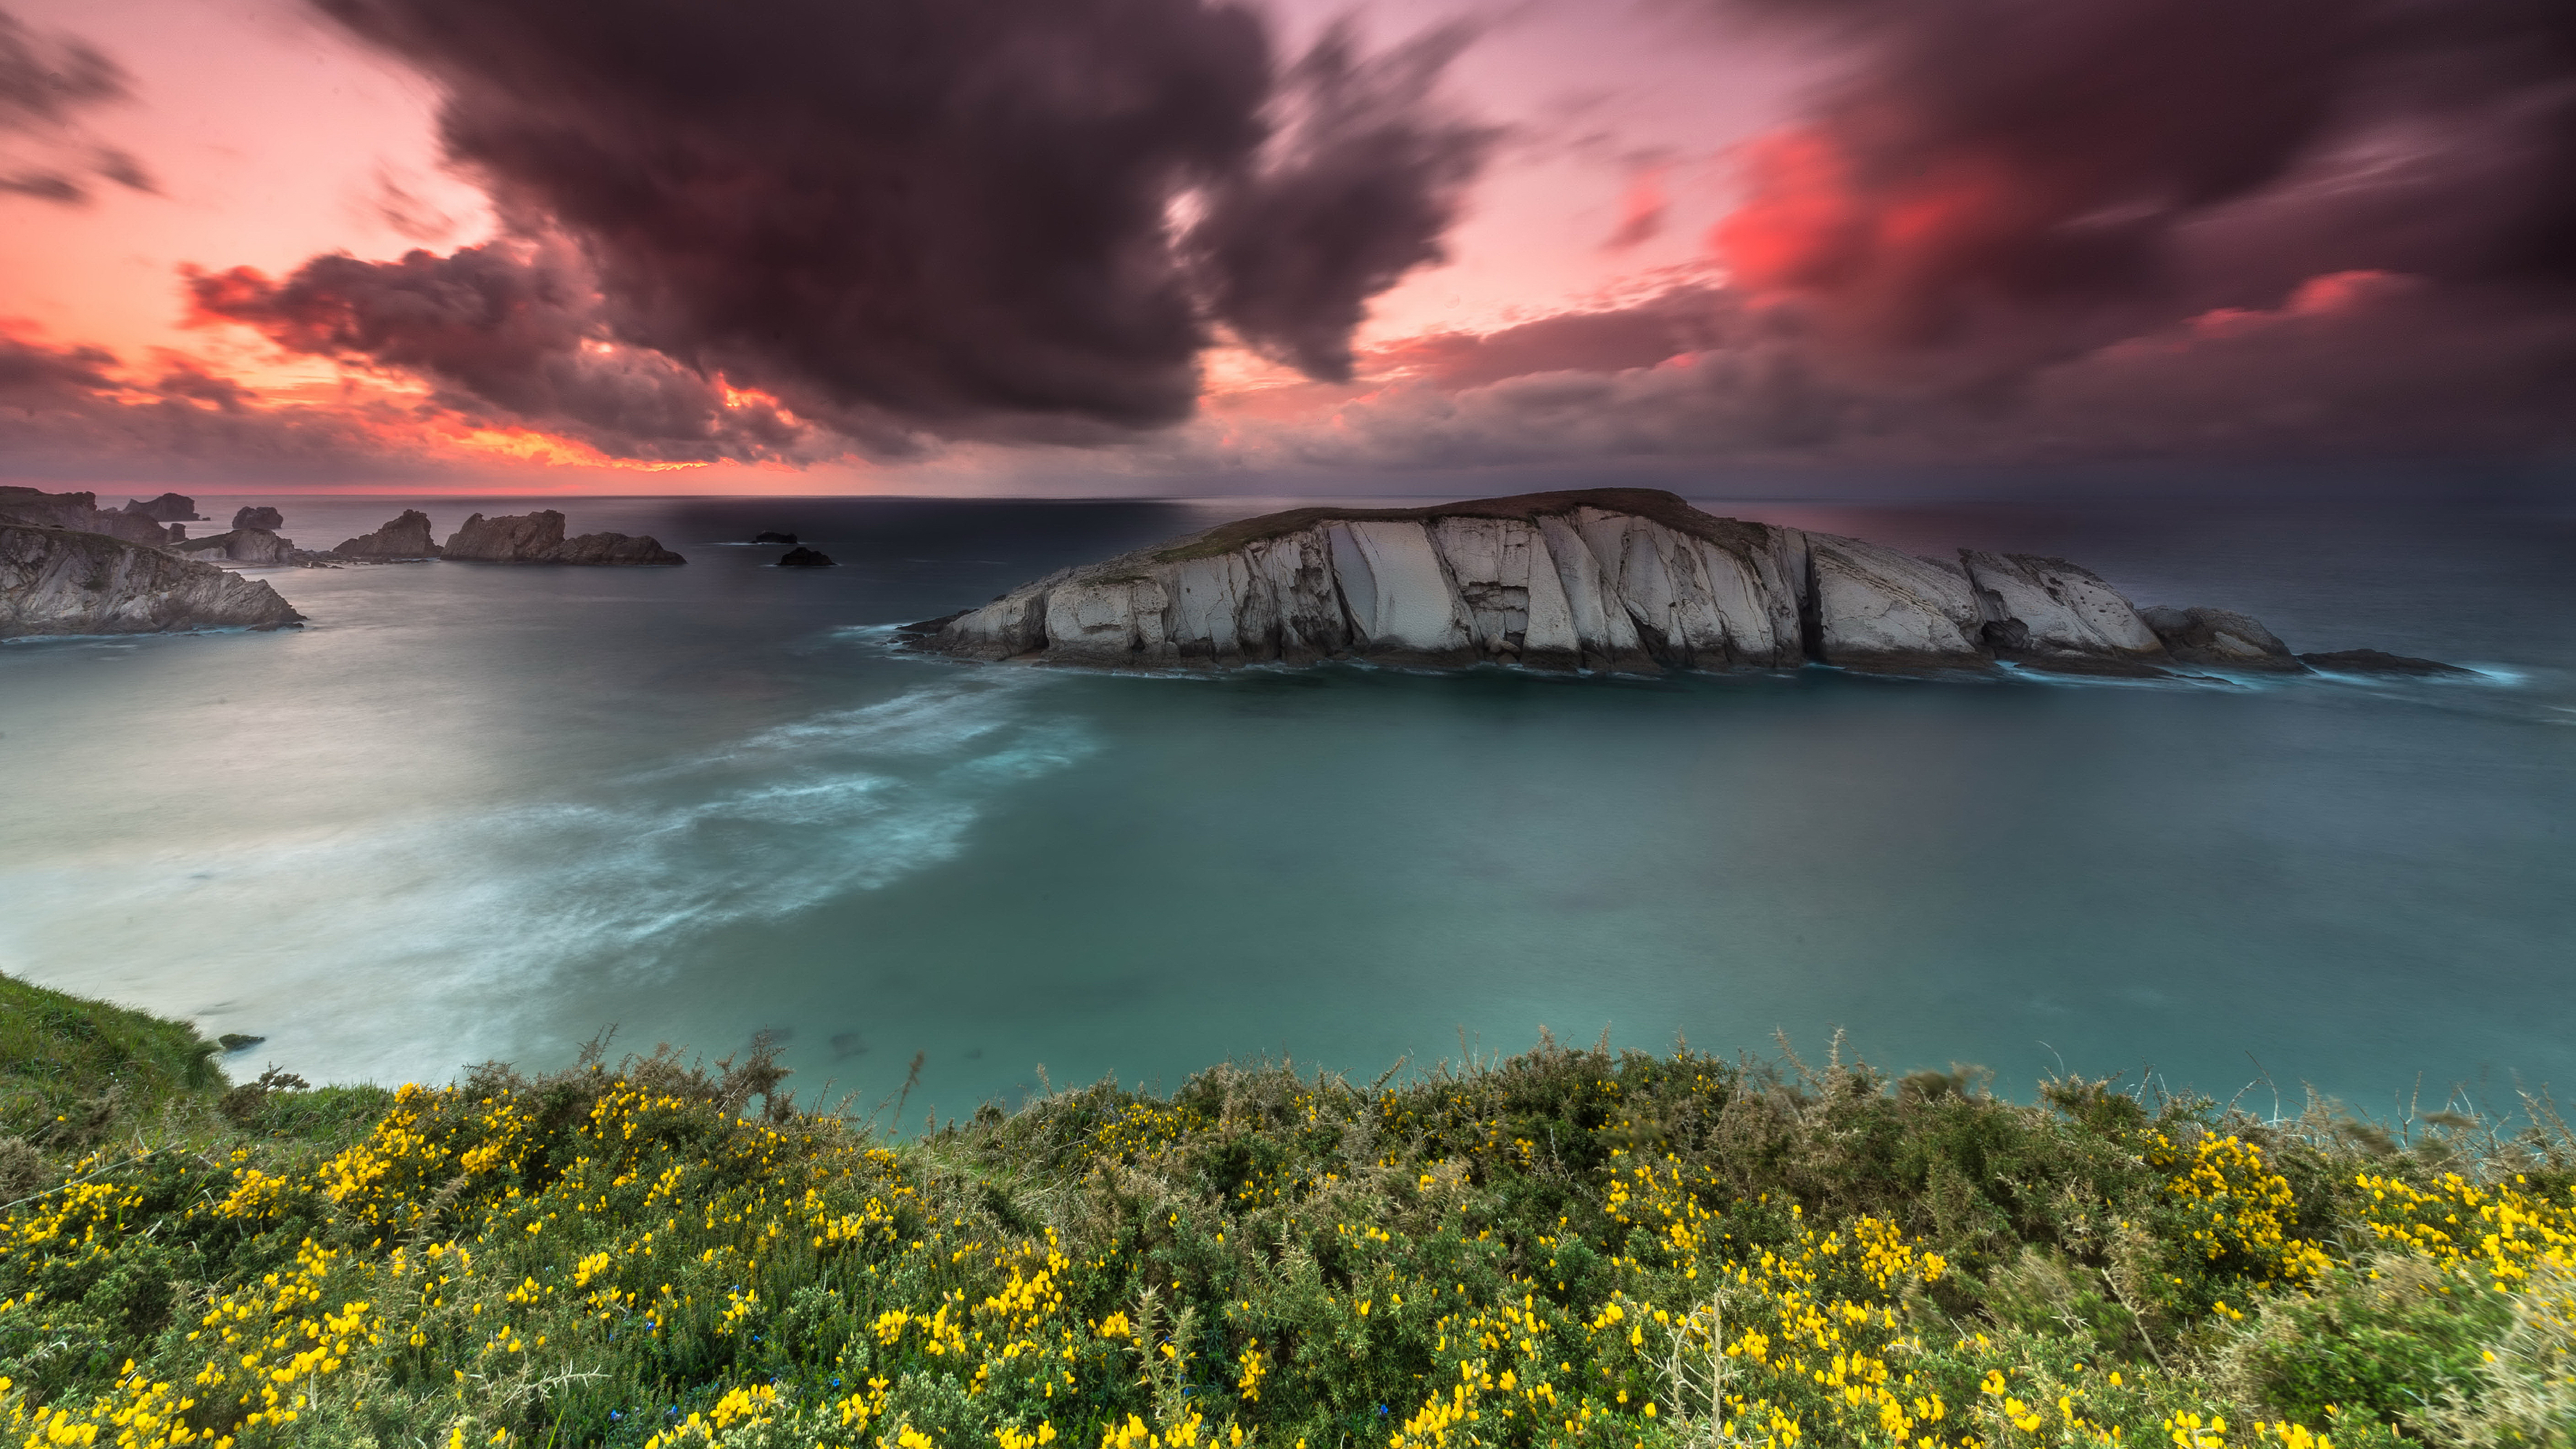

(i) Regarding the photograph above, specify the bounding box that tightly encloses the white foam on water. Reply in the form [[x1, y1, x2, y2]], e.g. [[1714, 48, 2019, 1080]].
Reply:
[[0, 676, 1091, 1086]]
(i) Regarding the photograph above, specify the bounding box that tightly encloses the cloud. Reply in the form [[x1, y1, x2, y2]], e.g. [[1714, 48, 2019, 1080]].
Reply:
[[1693, 0, 2576, 371], [185, 238, 814, 464], [183, 0, 1486, 461], [0, 7, 154, 205]]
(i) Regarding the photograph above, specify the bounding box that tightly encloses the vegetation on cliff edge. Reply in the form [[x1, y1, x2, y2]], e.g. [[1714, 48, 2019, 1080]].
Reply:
[[1, 972, 2571, 1449]]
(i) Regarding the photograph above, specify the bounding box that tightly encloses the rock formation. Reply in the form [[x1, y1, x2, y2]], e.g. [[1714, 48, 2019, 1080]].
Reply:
[[754, 530, 798, 544], [121, 492, 201, 522], [0, 488, 183, 548], [333, 510, 443, 560], [908, 489, 2448, 679], [1, 523, 303, 638], [441, 511, 684, 564], [233, 506, 285, 530], [2296, 648, 2472, 677], [778, 546, 835, 567], [175, 528, 297, 566]]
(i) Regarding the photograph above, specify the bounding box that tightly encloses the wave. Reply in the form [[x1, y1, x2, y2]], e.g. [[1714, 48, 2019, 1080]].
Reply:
[[0, 676, 1090, 1085]]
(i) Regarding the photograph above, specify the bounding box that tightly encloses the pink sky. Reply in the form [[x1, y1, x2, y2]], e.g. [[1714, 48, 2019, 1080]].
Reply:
[[1, 0, 2569, 495]]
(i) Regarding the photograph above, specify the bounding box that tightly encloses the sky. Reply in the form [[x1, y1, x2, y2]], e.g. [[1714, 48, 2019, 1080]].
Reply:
[[0, 0, 2570, 497]]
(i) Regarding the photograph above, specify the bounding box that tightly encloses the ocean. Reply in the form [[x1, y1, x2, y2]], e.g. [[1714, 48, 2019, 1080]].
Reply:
[[2, 492, 2569, 1125]]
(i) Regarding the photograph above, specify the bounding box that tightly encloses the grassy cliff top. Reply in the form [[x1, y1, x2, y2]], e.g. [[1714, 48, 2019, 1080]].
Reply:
[[2, 978, 2569, 1448]]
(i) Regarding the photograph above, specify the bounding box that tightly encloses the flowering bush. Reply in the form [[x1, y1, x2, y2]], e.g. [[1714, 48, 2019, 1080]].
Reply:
[[1, 1002, 2570, 1449]]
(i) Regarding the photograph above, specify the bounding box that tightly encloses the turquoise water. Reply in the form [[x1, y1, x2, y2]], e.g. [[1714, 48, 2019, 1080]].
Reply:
[[1, 493, 2569, 1122]]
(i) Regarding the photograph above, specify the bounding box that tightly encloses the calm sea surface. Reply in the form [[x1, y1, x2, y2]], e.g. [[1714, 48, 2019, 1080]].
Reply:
[[2, 493, 2569, 1122]]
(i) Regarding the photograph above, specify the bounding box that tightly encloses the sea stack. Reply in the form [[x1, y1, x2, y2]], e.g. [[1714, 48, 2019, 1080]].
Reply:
[[906, 488, 2435, 678], [441, 511, 684, 565], [333, 510, 443, 561], [232, 506, 285, 531]]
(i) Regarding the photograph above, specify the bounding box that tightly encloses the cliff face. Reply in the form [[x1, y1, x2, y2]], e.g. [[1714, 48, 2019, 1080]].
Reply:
[[174, 528, 298, 565], [1, 524, 304, 638], [442, 511, 684, 564], [333, 510, 443, 560], [911, 489, 2222, 675]]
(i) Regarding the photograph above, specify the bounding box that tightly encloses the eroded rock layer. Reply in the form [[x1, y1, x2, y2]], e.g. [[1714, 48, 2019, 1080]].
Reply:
[[911, 489, 2317, 677], [1, 524, 303, 638]]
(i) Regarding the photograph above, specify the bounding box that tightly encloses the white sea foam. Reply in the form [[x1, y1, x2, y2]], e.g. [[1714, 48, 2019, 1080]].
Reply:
[[0, 677, 1090, 1085]]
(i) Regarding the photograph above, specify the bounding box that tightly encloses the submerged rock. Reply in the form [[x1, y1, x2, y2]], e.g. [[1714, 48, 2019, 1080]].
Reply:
[[753, 530, 798, 545], [778, 546, 835, 567], [443, 511, 685, 564], [2297, 648, 2472, 677], [1, 523, 303, 638], [907, 488, 2449, 680], [333, 510, 443, 560], [232, 506, 285, 531]]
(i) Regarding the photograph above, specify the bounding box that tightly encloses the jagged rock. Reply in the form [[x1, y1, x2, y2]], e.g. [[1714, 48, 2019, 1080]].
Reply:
[[121, 492, 201, 522], [1963, 553, 2169, 672], [0, 487, 179, 547], [167, 524, 188, 541], [2139, 606, 2303, 670], [174, 528, 296, 565], [232, 506, 285, 530], [1, 523, 303, 638], [442, 511, 684, 564], [333, 510, 443, 560], [753, 530, 798, 545], [1805, 535, 1985, 669], [778, 546, 835, 567], [2297, 648, 2472, 677]]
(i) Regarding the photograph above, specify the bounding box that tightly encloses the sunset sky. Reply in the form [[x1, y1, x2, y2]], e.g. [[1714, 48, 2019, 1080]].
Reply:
[[2, 0, 2570, 496]]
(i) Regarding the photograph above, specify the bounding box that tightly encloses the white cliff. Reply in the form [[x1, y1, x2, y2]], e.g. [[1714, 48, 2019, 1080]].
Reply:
[[909, 489, 2330, 677]]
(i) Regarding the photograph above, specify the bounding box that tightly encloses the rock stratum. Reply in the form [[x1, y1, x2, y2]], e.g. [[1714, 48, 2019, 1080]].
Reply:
[[441, 511, 684, 565], [1, 522, 303, 638], [909, 489, 2448, 677]]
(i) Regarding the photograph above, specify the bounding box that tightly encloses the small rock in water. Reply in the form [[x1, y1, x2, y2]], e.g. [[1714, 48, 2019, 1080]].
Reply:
[[753, 530, 798, 545], [778, 546, 835, 567], [233, 506, 285, 530], [217, 1033, 265, 1052], [2298, 648, 2471, 677]]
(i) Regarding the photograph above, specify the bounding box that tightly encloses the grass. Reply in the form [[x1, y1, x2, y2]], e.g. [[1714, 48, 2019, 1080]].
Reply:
[[1, 980, 2571, 1449]]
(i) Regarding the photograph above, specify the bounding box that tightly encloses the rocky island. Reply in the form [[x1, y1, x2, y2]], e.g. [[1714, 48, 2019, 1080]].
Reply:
[[908, 488, 2456, 677], [439, 510, 684, 565]]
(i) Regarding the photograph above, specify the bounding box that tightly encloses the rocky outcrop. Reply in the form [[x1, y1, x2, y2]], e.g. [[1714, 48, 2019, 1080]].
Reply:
[[2139, 606, 2301, 670], [232, 506, 285, 530], [0, 488, 180, 547], [333, 510, 443, 560], [1, 523, 303, 638], [778, 547, 835, 567], [442, 511, 684, 564], [175, 528, 297, 565], [909, 488, 2430, 679], [122, 492, 201, 522], [754, 530, 798, 544], [557, 530, 686, 565]]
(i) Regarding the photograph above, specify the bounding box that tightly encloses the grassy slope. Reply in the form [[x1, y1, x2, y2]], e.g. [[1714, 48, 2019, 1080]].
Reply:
[[1, 982, 2570, 1449]]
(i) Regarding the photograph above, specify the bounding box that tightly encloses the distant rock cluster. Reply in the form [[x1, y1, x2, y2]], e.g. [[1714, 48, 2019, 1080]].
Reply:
[[912, 489, 2464, 679], [436, 511, 684, 565]]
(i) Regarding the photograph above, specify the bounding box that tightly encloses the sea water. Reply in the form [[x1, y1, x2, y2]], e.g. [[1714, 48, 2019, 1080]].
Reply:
[[1, 493, 2569, 1124]]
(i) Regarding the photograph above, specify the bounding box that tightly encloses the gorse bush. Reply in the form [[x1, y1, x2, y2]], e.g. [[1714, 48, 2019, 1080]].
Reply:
[[1, 989, 2572, 1449]]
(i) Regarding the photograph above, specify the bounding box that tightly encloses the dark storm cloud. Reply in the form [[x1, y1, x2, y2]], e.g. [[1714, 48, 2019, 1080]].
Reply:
[[212, 0, 1486, 459], [186, 240, 811, 464], [0, 7, 156, 205], [1701, 0, 2576, 363]]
